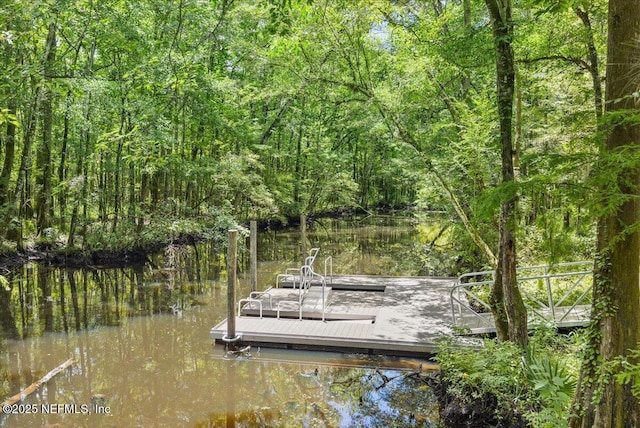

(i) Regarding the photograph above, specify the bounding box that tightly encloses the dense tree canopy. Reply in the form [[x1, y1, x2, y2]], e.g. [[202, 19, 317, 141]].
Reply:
[[0, 0, 606, 270]]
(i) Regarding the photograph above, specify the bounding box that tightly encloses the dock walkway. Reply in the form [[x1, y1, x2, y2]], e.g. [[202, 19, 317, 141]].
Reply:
[[210, 275, 461, 355]]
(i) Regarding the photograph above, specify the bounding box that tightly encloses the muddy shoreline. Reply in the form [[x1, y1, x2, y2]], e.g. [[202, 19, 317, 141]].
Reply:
[[0, 232, 210, 272], [427, 371, 529, 427]]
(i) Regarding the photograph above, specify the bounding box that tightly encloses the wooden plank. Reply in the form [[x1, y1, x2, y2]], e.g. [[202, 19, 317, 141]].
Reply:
[[348, 323, 361, 339]]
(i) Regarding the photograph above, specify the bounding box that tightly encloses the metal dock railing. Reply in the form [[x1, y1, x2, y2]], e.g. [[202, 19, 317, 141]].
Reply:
[[450, 261, 593, 334]]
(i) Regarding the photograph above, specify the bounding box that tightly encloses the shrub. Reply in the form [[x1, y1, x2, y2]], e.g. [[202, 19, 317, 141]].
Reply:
[[434, 327, 582, 428]]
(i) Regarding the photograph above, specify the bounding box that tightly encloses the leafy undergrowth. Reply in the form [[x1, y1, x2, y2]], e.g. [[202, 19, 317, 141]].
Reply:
[[431, 325, 582, 428]]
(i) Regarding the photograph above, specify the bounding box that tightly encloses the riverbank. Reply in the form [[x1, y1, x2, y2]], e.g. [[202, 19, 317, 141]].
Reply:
[[0, 216, 224, 272], [427, 370, 529, 427], [0, 207, 419, 272], [0, 230, 212, 271]]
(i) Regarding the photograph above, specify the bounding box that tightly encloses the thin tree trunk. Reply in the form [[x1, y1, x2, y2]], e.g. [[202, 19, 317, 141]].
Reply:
[[58, 90, 71, 230], [485, 0, 528, 348], [10, 89, 39, 249], [67, 111, 87, 248], [68, 42, 95, 248], [112, 110, 127, 233], [128, 161, 136, 220], [36, 22, 57, 236], [67, 44, 96, 247], [0, 100, 17, 207], [137, 172, 148, 232], [9, 20, 57, 246], [575, 7, 603, 123]]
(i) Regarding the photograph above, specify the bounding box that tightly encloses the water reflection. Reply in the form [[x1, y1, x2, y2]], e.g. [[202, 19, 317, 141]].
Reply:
[[0, 214, 440, 427]]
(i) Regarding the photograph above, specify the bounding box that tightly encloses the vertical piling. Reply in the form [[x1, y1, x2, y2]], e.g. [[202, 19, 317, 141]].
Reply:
[[300, 213, 307, 264], [226, 229, 238, 344], [250, 220, 257, 292], [226, 360, 236, 427]]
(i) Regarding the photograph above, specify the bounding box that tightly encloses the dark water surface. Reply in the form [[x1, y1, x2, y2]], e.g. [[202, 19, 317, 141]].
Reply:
[[0, 214, 440, 427]]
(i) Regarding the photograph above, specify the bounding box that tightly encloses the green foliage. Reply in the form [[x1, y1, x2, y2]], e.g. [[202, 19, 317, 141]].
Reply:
[[611, 346, 640, 400], [436, 338, 527, 404], [0, 108, 19, 127], [436, 327, 582, 428], [0, 0, 606, 272], [524, 353, 576, 402], [587, 142, 640, 220], [531, 0, 584, 16], [523, 347, 577, 427], [82, 216, 228, 253]]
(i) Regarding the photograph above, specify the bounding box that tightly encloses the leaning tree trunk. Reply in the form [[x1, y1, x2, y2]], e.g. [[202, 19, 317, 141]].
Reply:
[[569, 2, 640, 427], [574, 7, 603, 123]]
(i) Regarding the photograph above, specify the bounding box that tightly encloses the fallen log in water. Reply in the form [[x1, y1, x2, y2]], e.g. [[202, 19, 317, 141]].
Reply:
[[1, 358, 75, 410]]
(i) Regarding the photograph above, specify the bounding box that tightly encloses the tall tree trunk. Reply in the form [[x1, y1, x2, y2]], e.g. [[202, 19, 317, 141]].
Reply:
[[490, 246, 509, 341], [0, 100, 17, 207], [569, 2, 640, 427], [57, 38, 83, 233], [67, 97, 90, 248], [485, 0, 528, 348], [137, 172, 148, 233], [58, 89, 72, 230], [112, 110, 127, 233], [98, 153, 106, 222], [8, 19, 57, 246], [36, 22, 57, 236], [68, 43, 95, 248], [10, 88, 40, 249], [128, 161, 136, 220]]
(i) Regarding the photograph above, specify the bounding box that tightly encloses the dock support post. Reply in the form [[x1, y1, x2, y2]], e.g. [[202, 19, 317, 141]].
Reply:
[[250, 220, 257, 292], [301, 213, 307, 264], [224, 229, 240, 345]]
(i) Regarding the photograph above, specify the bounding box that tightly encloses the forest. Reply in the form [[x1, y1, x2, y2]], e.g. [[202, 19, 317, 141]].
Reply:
[[0, 0, 603, 262], [1, 0, 640, 427]]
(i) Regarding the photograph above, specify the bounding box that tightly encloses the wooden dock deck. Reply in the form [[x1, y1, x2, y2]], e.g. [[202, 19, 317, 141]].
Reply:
[[210, 273, 592, 355], [210, 275, 464, 356]]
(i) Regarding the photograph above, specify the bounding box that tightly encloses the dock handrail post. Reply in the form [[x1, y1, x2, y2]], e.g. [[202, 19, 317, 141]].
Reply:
[[324, 256, 333, 285], [544, 265, 556, 320], [250, 220, 257, 292], [321, 276, 326, 322], [224, 229, 241, 345]]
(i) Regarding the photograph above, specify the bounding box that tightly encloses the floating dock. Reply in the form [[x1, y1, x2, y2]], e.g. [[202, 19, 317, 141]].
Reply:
[[210, 275, 463, 356], [211, 265, 594, 355]]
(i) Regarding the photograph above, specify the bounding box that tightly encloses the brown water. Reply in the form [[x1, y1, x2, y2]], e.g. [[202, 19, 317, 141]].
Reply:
[[0, 214, 441, 427]]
